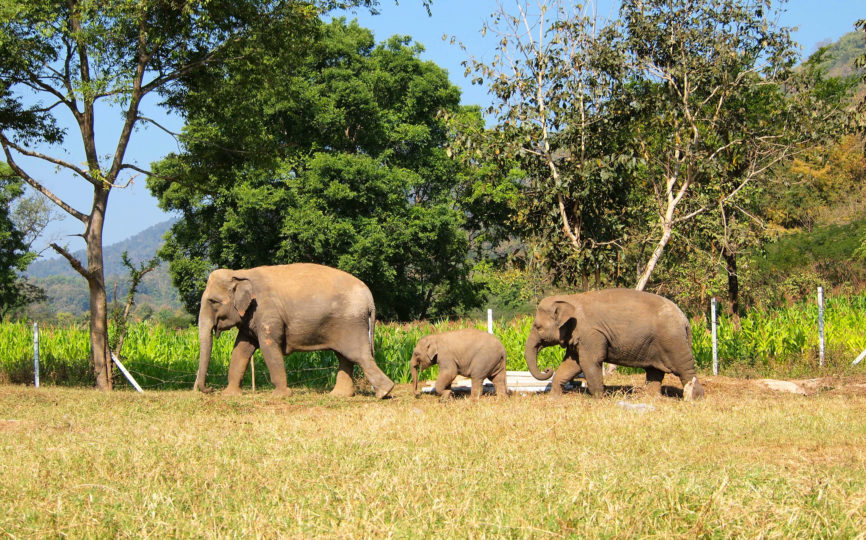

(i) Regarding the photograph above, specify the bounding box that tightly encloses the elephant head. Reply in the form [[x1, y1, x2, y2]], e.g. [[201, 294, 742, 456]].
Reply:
[[410, 336, 438, 396], [193, 269, 256, 392], [525, 297, 577, 380]]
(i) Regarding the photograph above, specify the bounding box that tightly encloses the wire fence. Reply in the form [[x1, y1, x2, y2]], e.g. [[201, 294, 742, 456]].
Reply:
[[5, 293, 866, 390]]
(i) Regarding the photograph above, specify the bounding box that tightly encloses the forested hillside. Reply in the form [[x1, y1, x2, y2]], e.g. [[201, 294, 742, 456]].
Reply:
[[25, 220, 183, 321]]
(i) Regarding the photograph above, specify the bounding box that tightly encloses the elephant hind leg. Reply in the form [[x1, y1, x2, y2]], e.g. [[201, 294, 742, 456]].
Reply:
[[337, 344, 395, 399], [470, 377, 484, 399], [681, 372, 704, 401], [672, 358, 704, 400], [491, 369, 508, 398], [645, 366, 665, 396], [330, 354, 355, 397]]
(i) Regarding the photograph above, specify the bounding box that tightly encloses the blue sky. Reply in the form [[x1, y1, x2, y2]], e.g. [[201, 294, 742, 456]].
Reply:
[[27, 0, 864, 254]]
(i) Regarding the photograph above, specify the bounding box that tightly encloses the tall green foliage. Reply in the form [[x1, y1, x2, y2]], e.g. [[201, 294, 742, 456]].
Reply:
[[0, 165, 43, 318], [150, 19, 483, 320]]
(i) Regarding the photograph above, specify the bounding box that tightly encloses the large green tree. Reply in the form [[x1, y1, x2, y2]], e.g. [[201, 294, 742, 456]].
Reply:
[[0, 165, 44, 318], [149, 19, 482, 320], [0, 0, 393, 389]]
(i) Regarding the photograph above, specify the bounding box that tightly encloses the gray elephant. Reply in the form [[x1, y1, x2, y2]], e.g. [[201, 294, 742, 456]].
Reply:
[[194, 263, 395, 399], [411, 328, 508, 399], [524, 289, 704, 400]]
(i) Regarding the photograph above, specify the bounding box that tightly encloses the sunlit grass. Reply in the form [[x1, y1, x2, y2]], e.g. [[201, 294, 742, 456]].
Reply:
[[1, 376, 865, 537]]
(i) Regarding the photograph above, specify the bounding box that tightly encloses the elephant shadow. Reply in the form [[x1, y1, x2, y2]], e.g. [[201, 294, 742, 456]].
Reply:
[[423, 380, 686, 399], [563, 379, 685, 399]]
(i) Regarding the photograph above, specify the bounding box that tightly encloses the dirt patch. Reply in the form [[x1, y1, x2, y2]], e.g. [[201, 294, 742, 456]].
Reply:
[[0, 419, 27, 431], [540, 372, 866, 399]]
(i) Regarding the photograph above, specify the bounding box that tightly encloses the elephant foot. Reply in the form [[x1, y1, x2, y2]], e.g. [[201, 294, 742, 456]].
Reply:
[[330, 385, 355, 398], [683, 377, 704, 401], [222, 386, 242, 397], [271, 387, 293, 398], [549, 385, 566, 399], [374, 379, 395, 399], [645, 381, 662, 396]]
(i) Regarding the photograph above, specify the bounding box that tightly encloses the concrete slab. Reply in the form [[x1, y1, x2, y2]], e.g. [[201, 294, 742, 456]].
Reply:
[[420, 370, 584, 394]]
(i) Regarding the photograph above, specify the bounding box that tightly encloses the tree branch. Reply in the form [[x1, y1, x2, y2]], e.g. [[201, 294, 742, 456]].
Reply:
[[0, 139, 90, 223], [50, 242, 90, 279], [0, 136, 96, 184]]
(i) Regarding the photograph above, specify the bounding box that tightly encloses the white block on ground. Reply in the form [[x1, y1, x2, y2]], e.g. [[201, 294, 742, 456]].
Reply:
[[421, 371, 583, 394], [758, 379, 807, 395]]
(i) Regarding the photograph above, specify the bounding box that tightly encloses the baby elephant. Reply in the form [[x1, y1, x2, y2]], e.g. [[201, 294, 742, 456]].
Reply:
[[410, 328, 508, 399]]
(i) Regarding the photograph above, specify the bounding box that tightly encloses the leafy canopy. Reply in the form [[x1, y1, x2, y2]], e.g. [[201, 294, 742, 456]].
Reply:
[[150, 18, 482, 321]]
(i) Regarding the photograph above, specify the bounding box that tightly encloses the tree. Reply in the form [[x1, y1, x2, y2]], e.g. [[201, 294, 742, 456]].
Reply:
[[614, 0, 809, 290], [0, 0, 387, 389], [149, 19, 483, 320], [854, 19, 866, 146], [458, 1, 635, 289], [0, 165, 44, 318]]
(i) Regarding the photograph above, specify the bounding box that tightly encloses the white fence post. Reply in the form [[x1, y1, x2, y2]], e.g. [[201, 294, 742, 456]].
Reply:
[[487, 309, 493, 334], [33, 323, 40, 388], [818, 286, 825, 367], [110, 352, 143, 393], [711, 298, 718, 376]]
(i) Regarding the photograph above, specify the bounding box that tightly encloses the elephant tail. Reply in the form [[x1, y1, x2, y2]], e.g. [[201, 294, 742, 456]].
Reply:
[[368, 305, 376, 357], [685, 318, 693, 348]]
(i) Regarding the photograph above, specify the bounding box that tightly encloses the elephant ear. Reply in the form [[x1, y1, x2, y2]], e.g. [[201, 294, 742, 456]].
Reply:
[[423, 338, 439, 365], [231, 277, 255, 318], [551, 300, 578, 346]]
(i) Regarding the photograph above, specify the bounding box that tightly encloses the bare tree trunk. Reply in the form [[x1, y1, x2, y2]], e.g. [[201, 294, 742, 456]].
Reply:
[[86, 188, 111, 390], [723, 246, 740, 315], [635, 169, 691, 291], [636, 220, 673, 291]]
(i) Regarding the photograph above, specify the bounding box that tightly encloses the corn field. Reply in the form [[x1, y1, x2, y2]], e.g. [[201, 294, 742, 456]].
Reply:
[[1, 295, 864, 389]]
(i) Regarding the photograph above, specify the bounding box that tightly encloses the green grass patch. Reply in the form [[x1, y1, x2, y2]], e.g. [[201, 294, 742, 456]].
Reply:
[[1, 381, 864, 537]]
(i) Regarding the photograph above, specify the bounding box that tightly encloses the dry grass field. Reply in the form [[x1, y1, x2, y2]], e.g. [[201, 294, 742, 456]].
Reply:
[[2, 374, 865, 538]]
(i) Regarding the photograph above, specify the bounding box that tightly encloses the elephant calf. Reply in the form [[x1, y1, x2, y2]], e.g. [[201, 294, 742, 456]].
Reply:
[[411, 328, 508, 399], [525, 289, 704, 400]]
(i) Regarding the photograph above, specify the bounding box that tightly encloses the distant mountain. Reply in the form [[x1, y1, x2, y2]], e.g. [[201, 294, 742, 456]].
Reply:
[[27, 219, 177, 278], [813, 30, 866, 80], [26, 219, 184, 317]]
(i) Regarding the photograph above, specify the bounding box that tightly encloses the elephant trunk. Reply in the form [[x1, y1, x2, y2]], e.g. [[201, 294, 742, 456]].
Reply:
[[411, 359, 419, 396], [525, 327, 554, 380], [194, 308, 214, 392]]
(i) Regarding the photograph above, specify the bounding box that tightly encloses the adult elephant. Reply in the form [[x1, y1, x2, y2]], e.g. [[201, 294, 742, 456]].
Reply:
[[525, 289, 703, 400], [193, 263, 395, 399]]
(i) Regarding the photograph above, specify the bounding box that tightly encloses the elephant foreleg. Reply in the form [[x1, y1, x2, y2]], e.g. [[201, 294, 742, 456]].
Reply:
[[224, 335, 258, 396], [578, 338, 608, 398], [259, 337, 290, 397], [551, 354, 581, 397], [435, 366, 457, 401], [331, 354, 355, 397]]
